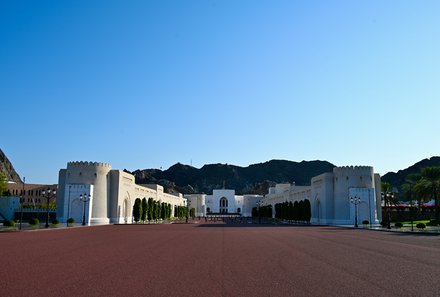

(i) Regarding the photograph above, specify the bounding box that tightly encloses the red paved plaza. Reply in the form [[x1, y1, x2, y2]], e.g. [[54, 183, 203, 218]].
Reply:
[[1, 223, 440, 297]]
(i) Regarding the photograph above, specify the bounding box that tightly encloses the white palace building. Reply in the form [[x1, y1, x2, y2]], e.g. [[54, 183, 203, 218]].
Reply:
[[57, 161, 382, 226], [57, 161, 187, 225]]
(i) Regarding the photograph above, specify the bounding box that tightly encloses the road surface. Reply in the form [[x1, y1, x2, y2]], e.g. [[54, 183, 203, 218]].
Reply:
[[1, 223, 439, 296]]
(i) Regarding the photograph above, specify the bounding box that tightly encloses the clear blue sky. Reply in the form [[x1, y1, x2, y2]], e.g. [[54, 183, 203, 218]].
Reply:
[[1, 0, 439, 184]]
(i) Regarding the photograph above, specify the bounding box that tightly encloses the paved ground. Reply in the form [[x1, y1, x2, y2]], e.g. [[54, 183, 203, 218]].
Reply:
[[1, 223, 439, 297]]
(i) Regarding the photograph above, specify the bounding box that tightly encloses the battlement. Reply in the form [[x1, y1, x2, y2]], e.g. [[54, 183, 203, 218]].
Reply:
[[333, 165, 373, 173], [67, 161, 112, 168]]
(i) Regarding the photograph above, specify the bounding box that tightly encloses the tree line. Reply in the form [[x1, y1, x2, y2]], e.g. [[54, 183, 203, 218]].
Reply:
[[252, 205, 272, 218], [132, 197, 173, 223], [388, 166, 440, 222], [274, 199, 311, 223]]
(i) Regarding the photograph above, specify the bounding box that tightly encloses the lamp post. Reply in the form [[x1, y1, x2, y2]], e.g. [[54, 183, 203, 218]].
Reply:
[[66, 185, 71, 227], [80, 193, 91, 226], [42, 188, 56, 228], [407, 183, 414, 232], [19, 177, 25, 230], [315, 194, 320, 225], [257, 201, 261, 224], [350, 196, 361, 228], [381, 192, 394, 229]]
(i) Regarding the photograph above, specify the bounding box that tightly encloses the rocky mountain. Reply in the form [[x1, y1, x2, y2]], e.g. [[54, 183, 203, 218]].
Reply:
[[381, 156, 440, 192], [130, 160, 336, 195], [0, 149, 22, 183]]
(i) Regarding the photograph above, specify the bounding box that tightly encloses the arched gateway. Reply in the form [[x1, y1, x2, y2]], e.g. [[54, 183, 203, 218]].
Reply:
[[219, 197, 228, 213]]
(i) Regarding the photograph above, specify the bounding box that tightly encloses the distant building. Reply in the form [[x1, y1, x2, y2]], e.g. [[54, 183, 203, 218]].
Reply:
[[261, 166, 382, 225], [6, 182, 57, 208], [185, 190, 262, 217], [57, 161, 186, 225], [56, 162, 382, 226]]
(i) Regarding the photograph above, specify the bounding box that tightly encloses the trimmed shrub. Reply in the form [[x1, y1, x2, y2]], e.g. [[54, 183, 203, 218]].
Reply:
[[3, 220, 15, 227], [416, 222, 426, 230], [67, 218, 75, 226], [133, 198, 142, 223], [52, 218, 60, 225], [29, 218, 39, 226], [394, 222, 403, 228], [362, 220, 369, 225]]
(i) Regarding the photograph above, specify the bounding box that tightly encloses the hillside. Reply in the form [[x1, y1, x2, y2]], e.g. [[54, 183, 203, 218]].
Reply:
[[130, 159, 336, 195], [381, 156, 440, 192], [0, 149, 22, 183]]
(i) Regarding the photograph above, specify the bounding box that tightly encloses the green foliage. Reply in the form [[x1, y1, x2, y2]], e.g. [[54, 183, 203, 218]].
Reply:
[[189, 207, 195, 218], [252, 207, 258, 217], [141, 198, 148, 223], [419, 167, 440, 221], [362, 220, 369, 225], [51, 218, 60, 225], [303, 199, 311, 223], [274, 199, 310, 223], [67, 218, 75, 225], [427, 219, 439, 226], [288, 201, 293, 221], [148, 198, 154, 221], [394, 222, 403, 228], [298, 200, 305, 222], [293, 201, 299, 221], [29, 218, 39, 226], [3, 220, 15, 227], [416, 222, 426, 229], [381, 182, 392, 193], [132, 198, 142, 223], [0, 172, 8, 196]]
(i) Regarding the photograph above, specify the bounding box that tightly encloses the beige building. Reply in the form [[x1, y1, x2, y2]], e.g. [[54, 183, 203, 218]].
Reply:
[[261, 166, 382, 225], [57, 161, 186, 225], [7, 182, 57, 208]]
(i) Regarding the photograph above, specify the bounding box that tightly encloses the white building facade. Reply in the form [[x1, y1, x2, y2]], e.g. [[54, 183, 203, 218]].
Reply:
[[185, 189, 262, 217], [261, 166, 382, 225], [57, 161, 186, 225]]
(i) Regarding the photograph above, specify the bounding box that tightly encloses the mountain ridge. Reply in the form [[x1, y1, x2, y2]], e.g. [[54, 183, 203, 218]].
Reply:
[[381, 156, 440, 192], [130, 159, 336, 195], [0, 149, 22, 183]]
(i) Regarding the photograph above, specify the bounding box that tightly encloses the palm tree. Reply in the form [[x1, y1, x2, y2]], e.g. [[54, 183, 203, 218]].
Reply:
[[403, 173, 422, 204], [402, 173, 422, 231], [381, 182, 393, 228], [416, 167, 440, 222]]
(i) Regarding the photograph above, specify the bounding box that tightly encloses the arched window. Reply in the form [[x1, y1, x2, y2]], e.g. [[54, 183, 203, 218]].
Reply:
[[219, 197, 228, 213]]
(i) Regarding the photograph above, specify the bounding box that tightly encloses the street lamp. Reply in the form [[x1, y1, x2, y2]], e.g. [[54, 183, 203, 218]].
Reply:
[[381, 192, 394, 229], [315, 194, 320, 225], [185, 200, 189, 223], [19, 177, 25, 230], [350, 196, 361, 228], [66, 185, 71, 227], [42, 188, 56, 228], [257, 201, 261, 224], [80, 193, 91, 226]]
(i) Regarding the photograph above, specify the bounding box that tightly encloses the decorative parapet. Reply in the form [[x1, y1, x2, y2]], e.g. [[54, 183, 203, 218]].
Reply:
[[67, 161, 112, 168]]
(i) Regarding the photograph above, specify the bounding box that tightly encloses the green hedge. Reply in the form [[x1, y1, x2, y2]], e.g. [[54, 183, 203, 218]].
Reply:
[[416, 222, 426, 230], [29, 218, 39, 226], [3, 220, 15, 227]]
